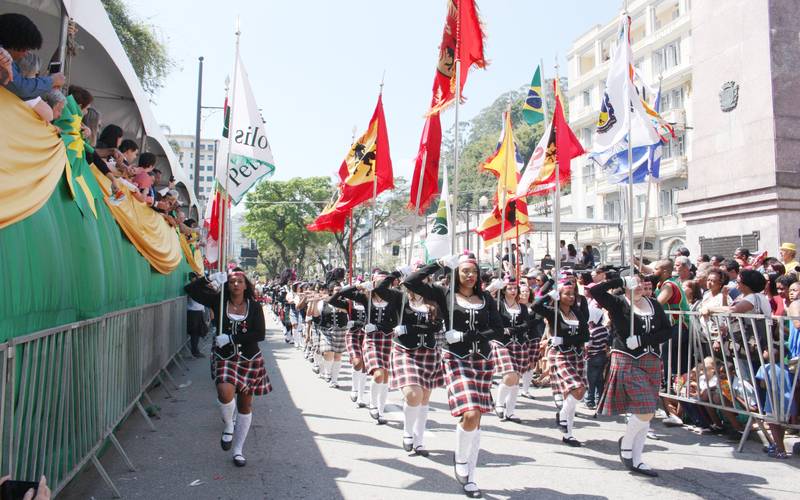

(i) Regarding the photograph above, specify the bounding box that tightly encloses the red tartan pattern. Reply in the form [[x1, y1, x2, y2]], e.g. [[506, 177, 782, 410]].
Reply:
[[491, 341, 529, 375], [598, 351, 662, 416], [389, 344, 444, 390], [528, 340, 543, 371], [211, 353, 272, 396], [363, 330, 393, 375], [346, 328, 365, 363], [442, 352, 494, 417], [547, 347, 588, 399]]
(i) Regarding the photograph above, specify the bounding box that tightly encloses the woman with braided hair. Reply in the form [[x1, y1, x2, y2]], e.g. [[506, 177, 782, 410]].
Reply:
[[404, 252, 503, 498]]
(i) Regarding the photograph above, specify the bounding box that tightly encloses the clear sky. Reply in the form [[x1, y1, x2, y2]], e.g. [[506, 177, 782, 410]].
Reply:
[[129, 0, 622, 182]]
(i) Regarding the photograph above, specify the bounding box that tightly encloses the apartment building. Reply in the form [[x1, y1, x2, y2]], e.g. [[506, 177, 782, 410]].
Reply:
[[165, 132, 220, 204]]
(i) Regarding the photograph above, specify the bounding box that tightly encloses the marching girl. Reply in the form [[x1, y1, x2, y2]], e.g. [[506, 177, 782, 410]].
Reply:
[[491, 278, 534, 422], [532, 278, 590, 447], [338, 271, 400, 424], [331, 286, 369, 407], [313, 282, 350, 388], [387, 268, 446, 456], [404, 253, 503, 498], [518, 279, 542, 399], [185, 268, 271, 467], [591, 274, 672, 477]]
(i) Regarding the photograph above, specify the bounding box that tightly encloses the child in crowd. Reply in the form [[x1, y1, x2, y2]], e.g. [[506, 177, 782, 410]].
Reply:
[[756, 346, 798, 458]]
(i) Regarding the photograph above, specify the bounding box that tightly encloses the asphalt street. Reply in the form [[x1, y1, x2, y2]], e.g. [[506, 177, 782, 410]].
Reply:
[[61, 311, 799, 499]]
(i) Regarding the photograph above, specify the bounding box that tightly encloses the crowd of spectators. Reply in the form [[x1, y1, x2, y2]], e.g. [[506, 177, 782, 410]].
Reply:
[[489, 240, 800, 458], [1, 13, 198, 240]]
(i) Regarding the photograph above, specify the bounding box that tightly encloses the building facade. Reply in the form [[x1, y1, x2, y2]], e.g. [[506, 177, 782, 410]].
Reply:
[[165, 133, 220, 205]]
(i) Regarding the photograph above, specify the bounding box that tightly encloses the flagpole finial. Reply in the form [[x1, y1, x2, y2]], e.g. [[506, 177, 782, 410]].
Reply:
[[379, 69, 386, 94], [235, 16, 241, 36]]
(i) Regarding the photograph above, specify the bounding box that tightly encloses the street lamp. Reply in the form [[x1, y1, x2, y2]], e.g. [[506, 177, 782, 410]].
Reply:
[[477, 195, 489, 261]]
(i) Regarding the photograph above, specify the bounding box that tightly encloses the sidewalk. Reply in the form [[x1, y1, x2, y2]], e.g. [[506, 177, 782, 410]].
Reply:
[[60, 313, 799, 499]]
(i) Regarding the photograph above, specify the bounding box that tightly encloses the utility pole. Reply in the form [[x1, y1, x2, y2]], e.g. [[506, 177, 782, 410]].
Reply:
[[193, 56, 204, 198]]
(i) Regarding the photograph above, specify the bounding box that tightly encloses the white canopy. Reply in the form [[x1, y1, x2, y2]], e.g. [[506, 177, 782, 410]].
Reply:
[[4, 0, 198, 215]]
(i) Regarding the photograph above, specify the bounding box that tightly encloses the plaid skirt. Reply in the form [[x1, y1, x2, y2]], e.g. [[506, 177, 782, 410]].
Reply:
[[528, 339, 544, 371], [491, 340, 529, 375], [442, 352, 494, 417], [320, 327, 347, 353], [310, 326, 321, 353], [363, 330, 393, 375], [548, 347, 588, 403], [211, 353, 272, 396], [598, 351, 662, 416], [389, 344, 444, 390], [346, 328, 365, 362]]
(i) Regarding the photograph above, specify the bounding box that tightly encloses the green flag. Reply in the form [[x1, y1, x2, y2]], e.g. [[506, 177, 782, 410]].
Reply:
[[423, 174, 451, 262], [522, 65, 544, 125]]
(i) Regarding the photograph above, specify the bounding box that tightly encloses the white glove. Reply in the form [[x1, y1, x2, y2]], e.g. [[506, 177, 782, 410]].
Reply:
[[215, 334, 231, 348], [346, 320, 354, 329], [440, 254, 460, 268], [623, 276, 638, 290], [547, 289, 559, 301], [397, 265, 413, 277], [626, 335, 642, 350], [393, 325, 407, 336], [445, 329, 465, 344], [486, 278, 504, 293], [550, 336, 564, 347], [364, 323, 377, 333], [360, 281, 374, 292], [209, 271, 227, 288]]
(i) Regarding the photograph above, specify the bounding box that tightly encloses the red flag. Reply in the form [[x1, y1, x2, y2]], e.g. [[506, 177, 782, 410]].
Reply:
[[407, 113, 442, 214], [335, 94, 393, 213], [203, 186, 229, 267], [553, 93, 585, 186], [307, 200, 348, 233], [429, 0, 487, 114]]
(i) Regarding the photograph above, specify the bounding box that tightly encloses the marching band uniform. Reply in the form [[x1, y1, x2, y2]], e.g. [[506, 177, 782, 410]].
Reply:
[[185, 273, 271, 467], [491, 294, 535, 422], [319, 292, 350, 388], [532, 281, 590, 447], [591, 277, 672, 477]]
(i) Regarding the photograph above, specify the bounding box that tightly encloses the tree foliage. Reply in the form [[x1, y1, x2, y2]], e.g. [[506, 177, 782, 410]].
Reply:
[[102, 0, 174, 95]]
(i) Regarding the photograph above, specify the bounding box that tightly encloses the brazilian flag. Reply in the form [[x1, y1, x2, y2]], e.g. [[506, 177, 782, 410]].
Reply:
[[522, 65, 544, 125], [53, 95, 97, 218]]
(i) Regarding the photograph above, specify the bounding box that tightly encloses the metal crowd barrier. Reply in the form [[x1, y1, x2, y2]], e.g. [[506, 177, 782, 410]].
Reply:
[[0, 297, 190, 497], [661, 309, 800, 450]]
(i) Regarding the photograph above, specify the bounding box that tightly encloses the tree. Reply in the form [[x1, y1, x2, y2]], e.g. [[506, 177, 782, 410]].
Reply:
[[102, 0, 174, 95], [242, 177, 335, 277]]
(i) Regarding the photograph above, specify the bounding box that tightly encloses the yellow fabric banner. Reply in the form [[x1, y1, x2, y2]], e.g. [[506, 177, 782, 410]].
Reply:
[[180, 233, 204, 275], [91, 165, 183, 274], [0, 87, 68, 229]]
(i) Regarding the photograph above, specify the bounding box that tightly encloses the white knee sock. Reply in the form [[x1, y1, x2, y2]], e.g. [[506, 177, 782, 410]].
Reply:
[[324, 358, 334, 377], [218, 399, 235, 436], [561, 394, 578, 438], [621, 413, 649, 460], [377, 383, 388, 415], [455, 423, 475, 477], [330, 361, 342, 383], [403, 403, 419, 438], [506, 385, 520, 416], [632, 415, 652, 467], [521, 371, 533, 394], [232, 411, 252, 457], [352, 370, 364, 396], [370, 381, 385, 410], [414, 405, 429, 447], [466, 429, 482, 490], [496, 383, 510, 411], [313, 352, 322, 367]]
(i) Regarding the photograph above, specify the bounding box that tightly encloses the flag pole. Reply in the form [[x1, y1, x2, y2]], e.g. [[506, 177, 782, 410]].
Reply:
[[496, 106, 511, 310], [539, 59, 552, 259], [409, 148, 429, 265], [638, 75, 662, 271], [623, 9, 636, 339], [552, 61, 561, 346], [348, 212, 354, 285], [449, 58, 462, 330], [216, 17, 241, 340], [366, 77, 384, 325]]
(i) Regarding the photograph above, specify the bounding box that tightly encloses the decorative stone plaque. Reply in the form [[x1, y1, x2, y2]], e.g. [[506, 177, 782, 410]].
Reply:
[[719, 81, 739, 112]]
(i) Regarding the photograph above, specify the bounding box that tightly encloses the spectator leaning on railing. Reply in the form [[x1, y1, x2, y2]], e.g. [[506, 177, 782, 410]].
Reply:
[[0, 13, 65, 100]]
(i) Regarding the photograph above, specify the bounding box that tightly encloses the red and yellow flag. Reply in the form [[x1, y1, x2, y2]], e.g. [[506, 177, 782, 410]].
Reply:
[[476, 111, 530, 246]]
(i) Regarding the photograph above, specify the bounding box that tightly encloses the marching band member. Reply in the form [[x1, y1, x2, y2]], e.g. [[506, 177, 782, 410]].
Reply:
[[532, 278, 590, 447], [591, 274, 672, 477], [185, 268, 271, 467], [404, 252, 503, 498]]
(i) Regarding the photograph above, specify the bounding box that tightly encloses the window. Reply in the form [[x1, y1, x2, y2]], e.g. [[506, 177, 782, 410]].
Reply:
[[659, 86, 684, 111], [662, 135, 685, 159], [582, 163, 595, 183], [604, 199, 620, 221], [583, 89, 592, 107], [653, 39, 681, 74], [206, 176, 214, 182], [635, 194, 647, 219], [586, 205, 595, 219], [659, 189, 674, 215]]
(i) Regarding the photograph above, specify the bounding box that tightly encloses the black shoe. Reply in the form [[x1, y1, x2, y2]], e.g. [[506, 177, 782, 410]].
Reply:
[[562, 436, 582, 447], [503, 414, 522, 424], [233, 454, 246, 467], [220, 432, 233, 451], [350, 393, 358, 403], [453, 453, 469, 485], [312, 365, 320, 374], [376, 416, 387, 425], [520, 392, 535, 400], [403, 436, 414, 452], [585, 401, 596, 410], [494, 406, 505, 419], [618, 437, 633, 468], [369, 407, 380, 420], [356, 402, 367, 409], [463, 483, 482, 498], [413, 445, 429, 457], [555, 411, 567, 433], [192, 351, 206, 358], [631, 463, 659, 477]]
